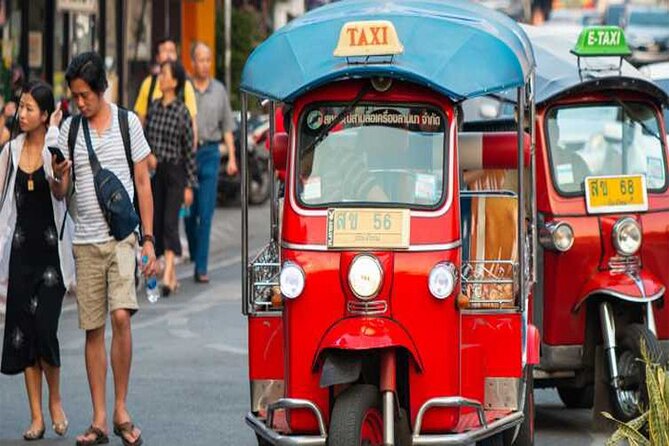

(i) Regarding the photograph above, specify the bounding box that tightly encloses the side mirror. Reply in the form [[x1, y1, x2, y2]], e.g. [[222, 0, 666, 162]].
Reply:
[[272, 132, 289, 181]]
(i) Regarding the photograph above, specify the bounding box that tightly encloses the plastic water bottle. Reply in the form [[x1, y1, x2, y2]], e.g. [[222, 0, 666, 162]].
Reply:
[[143, 255, 160, 303], [179, 206, 191, 218]]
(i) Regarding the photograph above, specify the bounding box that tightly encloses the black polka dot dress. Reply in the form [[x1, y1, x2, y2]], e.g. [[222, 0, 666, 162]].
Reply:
[[1, 166, 65, 375]]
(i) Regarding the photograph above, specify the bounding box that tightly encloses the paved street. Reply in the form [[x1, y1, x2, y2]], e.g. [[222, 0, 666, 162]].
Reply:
[[0, 203, 612, 445]]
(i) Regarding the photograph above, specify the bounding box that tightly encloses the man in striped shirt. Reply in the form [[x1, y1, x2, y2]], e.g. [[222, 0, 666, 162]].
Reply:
[[51, 52, 154, 446]]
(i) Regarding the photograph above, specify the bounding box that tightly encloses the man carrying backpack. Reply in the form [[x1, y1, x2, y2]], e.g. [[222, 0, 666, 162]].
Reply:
[[51, 52, 154, 446]]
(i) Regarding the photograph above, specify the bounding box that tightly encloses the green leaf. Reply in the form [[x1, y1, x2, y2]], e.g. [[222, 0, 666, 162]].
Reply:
[[602, 412, 651, 446]]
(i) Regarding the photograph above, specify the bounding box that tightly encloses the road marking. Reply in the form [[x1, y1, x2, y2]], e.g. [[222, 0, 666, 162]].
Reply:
[[204, 343, 248, 356]]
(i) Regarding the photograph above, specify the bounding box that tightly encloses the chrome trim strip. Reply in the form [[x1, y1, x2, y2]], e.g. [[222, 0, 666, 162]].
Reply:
[[572, 287, 665, 313], [251, 379, 285, 414], [281, 240, 461, 252]]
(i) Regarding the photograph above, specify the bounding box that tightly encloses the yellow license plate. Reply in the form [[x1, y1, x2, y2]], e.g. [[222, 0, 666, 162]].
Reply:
[[327, 208, 410, 249], [585, 175, 648, 214]]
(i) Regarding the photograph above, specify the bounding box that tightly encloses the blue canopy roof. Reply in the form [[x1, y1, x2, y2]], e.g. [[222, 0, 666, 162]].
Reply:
[[522, 25, 669, 106], [241, 0, 535, 103]]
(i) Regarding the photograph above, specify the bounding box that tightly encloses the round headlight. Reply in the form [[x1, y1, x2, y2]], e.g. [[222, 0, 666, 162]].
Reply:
[[429, 262, 457, 299], [552, 223, 574, 252], [348, 255, 383, 300], [613, 218, 642, 256], [539, 222, 574, 252], [280, 262, 305, 299]]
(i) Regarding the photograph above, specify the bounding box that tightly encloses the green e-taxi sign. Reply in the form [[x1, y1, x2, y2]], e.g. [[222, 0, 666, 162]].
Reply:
[[571, 26, 632, 57]]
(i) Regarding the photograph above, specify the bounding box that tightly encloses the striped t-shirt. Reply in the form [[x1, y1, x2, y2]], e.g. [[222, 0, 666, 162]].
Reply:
[[58, 103, 151, 244]]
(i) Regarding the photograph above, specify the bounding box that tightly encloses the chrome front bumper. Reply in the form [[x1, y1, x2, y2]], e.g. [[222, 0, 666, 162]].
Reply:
[[411, 397, 524, 445], [246, 396, 523, 446], [246, 398, 327, 446]]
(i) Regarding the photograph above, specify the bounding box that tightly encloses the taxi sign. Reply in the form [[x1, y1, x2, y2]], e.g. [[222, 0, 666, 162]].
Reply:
[[572, 26, 631, 57], [585, 175, 648, 214], [334, 20, 404, 57], [327, 208, 410, 249]]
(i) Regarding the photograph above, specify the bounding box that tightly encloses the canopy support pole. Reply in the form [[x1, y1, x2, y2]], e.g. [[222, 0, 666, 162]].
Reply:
[[241, 93, 250, 316]]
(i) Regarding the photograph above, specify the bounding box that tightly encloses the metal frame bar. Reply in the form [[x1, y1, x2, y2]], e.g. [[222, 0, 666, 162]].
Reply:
[[517, 86, 526, 312], [242, 93, 250, 316], [269, 101, 279, 242], [529, 73, 538, 283]]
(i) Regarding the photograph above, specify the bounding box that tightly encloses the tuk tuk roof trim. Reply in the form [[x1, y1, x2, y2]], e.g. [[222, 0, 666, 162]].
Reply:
[[241, 0, 535, 103]]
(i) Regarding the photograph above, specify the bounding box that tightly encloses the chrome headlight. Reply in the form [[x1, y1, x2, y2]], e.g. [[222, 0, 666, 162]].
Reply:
[[280, 262, 305, 299], [539, 222, 574, 252], [348, 255, 383, 300], [612, 218, 642, 257], [428, 262, 457, 300]]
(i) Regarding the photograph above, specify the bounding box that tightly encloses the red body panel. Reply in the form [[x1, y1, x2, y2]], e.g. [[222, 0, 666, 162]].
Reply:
[[248, 316, 285, 379], [460, 313, 523, 408], [535, 92, 669, 348]]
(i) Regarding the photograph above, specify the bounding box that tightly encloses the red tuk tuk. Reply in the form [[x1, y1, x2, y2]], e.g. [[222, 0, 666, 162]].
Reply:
[[240, 1, 540, 444], [522, 26, 669, 421]]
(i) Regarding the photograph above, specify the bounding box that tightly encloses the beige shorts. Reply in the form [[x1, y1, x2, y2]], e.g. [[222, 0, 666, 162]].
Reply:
[[72, 234, 138, 330]]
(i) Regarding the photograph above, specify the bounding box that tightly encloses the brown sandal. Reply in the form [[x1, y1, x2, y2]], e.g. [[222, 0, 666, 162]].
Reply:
[[75, 426, 109, 446], [113, 422, 143, 446]]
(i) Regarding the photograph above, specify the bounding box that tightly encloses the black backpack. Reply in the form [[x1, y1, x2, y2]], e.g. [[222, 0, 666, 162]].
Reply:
[[64, 107, 142, 239]]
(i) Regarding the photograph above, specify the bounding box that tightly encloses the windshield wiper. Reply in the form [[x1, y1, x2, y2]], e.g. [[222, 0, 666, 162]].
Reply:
[[608, 95, 663, 144], [302, 84, 371, 156]]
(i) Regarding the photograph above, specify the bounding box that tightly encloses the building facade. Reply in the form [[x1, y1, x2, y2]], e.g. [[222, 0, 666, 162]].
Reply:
[[0, 0, 215, 107]]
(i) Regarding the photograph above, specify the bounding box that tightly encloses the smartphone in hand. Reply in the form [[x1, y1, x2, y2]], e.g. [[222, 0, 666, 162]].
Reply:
[[48, 146, 65, 163]]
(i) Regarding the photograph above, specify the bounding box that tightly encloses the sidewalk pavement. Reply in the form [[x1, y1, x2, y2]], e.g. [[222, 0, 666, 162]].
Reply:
[[0, 206, 242, 321]]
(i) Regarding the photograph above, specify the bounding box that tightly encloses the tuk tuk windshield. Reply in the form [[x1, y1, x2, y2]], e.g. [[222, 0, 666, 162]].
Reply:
[[546, 103, 667, 194], [297, 104, 447, 208]]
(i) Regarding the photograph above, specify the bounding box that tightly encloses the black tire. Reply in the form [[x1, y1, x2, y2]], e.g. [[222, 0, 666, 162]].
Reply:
[[249, 169, 271, 205], [328, 384, 382, 446], [611, 323, 665, 421], [556, 385, 594, 409]]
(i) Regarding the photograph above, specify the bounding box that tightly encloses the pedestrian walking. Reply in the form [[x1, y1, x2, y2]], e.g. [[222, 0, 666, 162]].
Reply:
[[134, 37, 198, 146], [145, 60, 196, 295], [0, 81, 73, 441], [51, 52, 156, 446], [186, 42, 237, 283]]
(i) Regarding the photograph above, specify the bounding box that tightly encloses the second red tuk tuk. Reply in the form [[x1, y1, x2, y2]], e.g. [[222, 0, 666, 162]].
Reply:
[[520, 26, 668, 421], [240, 1, 540, 444]]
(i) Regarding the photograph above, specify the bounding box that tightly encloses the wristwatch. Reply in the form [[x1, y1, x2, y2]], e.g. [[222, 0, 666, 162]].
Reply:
[[141, 234, 155, 246]]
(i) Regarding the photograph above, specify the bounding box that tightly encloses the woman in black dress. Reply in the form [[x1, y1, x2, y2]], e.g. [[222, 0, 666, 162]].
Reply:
[[0, 81, 75, 440]]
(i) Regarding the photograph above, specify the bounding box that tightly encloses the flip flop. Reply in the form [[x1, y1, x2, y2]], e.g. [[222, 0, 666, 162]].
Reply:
[[113, 421, 143, 446], [75, 426, 109, 446]]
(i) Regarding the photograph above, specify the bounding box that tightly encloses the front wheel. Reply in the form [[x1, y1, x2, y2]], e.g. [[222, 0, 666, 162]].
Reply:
[[611, 323, 665, 421], [328, 384, 383, 446]]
